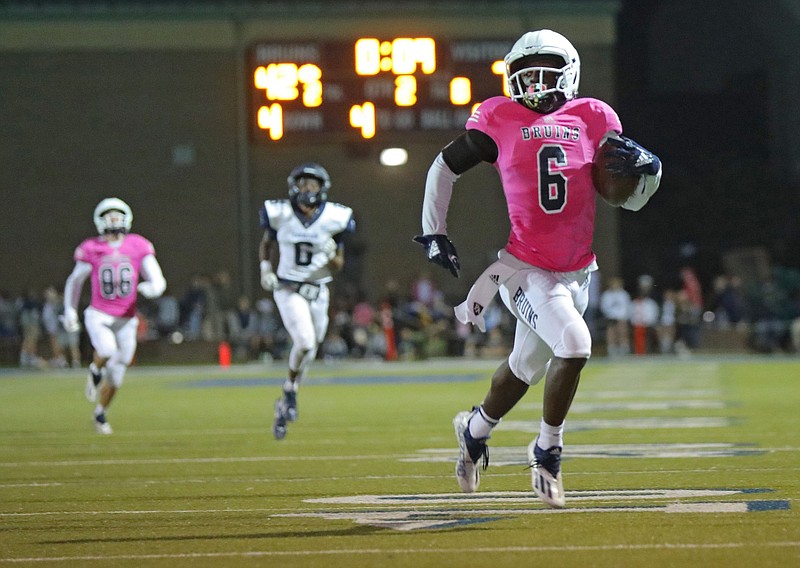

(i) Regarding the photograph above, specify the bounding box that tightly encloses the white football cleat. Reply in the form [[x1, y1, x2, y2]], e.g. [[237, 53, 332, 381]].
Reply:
[[283, 390, 298, 422], [273, 398, 288, 440], [528, 439, 565, 508], [93, 414, 113, 435], [453, 409, 489, 493], [85, 364, 102, 403], [85, 375, 97, 403]]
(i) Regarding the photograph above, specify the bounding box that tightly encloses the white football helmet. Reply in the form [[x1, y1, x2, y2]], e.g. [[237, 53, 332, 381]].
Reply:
[[93, 197, 133, 235], [504, 29, 580, 113]]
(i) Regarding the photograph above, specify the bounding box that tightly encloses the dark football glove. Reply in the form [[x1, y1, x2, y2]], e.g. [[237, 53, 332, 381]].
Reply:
[[413, 234, 460, 278], [603, 136, 661, 177]]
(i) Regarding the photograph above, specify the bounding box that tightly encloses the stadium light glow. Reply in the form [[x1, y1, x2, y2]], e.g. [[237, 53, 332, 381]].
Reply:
[[380, 147, 408, 166]]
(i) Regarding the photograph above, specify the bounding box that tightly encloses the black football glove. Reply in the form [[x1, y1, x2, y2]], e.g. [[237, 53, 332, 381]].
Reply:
[[603, 136, 661, 177], [413, 234, 460, 278]]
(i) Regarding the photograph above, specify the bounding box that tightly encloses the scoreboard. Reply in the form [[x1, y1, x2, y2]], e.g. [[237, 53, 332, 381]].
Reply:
[[247, 37, 511, 141]]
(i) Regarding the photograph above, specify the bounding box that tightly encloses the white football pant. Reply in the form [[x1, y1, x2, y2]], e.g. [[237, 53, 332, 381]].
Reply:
[[499, 265, 593, 385], [83, 306, 139, 387], [273, 284, 330, 376]]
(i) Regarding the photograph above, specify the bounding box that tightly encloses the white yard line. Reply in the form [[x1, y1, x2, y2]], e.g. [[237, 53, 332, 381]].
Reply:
[[2, 541, 800, 563]]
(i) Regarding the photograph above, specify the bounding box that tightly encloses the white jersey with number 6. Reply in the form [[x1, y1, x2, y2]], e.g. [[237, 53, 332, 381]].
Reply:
[[261, 200, 354, 284]]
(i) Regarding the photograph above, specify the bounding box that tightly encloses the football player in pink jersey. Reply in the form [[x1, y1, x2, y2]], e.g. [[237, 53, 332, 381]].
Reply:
[[415, 30, 662, 508], [63, 198, 166, 434]]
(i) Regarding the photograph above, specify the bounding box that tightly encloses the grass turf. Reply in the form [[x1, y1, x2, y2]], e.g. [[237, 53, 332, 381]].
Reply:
[[1, 356, 799, 567]]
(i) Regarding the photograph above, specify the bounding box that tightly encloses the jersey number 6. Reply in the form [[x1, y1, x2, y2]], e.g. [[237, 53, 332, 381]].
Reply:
[[538, 144, 567, 214], [294, 241, 314, 266]]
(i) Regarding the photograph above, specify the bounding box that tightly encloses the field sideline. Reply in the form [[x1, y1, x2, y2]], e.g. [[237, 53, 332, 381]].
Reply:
[[1, 356, 799, 567]]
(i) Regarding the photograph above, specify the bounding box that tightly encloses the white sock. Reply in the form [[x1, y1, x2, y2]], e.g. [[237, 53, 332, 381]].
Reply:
[[468, 405, 500, 439], [537, 418, 564, 450], [93, 404, 105, 418], [283, 379, 298, 393]]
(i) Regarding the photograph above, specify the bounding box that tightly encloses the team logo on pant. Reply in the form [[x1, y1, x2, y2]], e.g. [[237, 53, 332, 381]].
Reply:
[[513, 287, 538, 329]]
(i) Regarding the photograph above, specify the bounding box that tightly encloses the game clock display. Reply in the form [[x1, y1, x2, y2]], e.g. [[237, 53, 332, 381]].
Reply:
[[248, 37, 510, 142]]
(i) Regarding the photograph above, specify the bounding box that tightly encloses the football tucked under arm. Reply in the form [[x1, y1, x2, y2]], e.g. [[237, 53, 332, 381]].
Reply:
[[593, 135, 662, 209], [592, 141, 640, 207]]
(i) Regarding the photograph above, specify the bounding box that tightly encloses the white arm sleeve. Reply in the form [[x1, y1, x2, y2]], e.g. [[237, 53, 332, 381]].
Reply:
[[137, 254, 167, 299], [422, 153, 460, 234], [64, 261, 92, 315], [621, 164, 662, 211]]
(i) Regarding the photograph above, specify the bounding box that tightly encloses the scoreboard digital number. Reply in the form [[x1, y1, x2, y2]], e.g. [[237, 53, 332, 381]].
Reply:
[[248, 37, 511, 141]]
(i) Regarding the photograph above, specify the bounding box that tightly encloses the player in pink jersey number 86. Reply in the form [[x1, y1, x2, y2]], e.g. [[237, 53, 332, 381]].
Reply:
[[63, 198, 166, 435]]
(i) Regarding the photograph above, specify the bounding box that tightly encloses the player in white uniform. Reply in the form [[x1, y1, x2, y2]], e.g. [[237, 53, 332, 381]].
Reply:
[[63, 198, 166, 434], [259, 163, 355, 439]]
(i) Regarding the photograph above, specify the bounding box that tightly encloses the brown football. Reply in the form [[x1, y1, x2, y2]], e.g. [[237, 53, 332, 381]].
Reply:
[[592, 141, 639, 206]]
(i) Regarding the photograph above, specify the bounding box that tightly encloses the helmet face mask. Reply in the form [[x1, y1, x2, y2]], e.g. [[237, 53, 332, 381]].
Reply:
[[293, 177, 323, 208], [287, 162, 330, 209], [504, 30, 580, 113], [93, 197, 132, 235]]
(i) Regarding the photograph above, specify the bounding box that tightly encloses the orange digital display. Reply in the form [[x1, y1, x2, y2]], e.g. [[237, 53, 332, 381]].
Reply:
[[248, 38, 510, 141]]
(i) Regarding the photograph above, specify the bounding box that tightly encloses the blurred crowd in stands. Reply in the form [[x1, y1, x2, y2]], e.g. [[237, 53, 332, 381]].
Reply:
[[4, 262, 800, 368]]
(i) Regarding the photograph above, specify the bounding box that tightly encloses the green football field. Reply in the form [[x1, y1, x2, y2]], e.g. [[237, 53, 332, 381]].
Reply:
[[1, 356, 799, 567]]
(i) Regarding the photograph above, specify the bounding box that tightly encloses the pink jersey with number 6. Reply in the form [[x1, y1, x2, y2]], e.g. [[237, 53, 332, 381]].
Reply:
[[467, 95, 622, 272]]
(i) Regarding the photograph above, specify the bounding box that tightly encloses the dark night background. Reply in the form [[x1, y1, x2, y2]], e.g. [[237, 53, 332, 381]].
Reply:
[[615, 0, 800, 291], [1, 0, 798, 301]]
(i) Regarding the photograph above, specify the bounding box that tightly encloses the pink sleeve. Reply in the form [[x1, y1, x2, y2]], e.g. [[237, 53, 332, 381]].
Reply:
[[143, 237, 156, 257], [131, 234, 156, 257], [585, 99, 623, 143], [465, 96, 505, 133], [74, 240, 91, 263]]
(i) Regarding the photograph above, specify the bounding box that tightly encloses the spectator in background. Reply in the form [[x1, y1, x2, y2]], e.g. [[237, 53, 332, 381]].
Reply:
[[42, 286, 68, 368], [477, 302, 511, 358], [680, 265, 704, 315], [210, 270, 236, 341], [630, 274, 660, 354], [364, 321, 387, 359], [380, 278, 410, 360], [226, 295, 261, 361], [748, 272, 792, 353], [38, 287, 81, 368], [255, 297, 286, 361], [674, 289, 701, 353], [709, 275, 748, 328], [18, 287, 45, 369], [657, 289, 677, 354], [350, 294, 376, 357], [155, 294, 180, 338], [330, 296, 356, 355], [411, 269, 438, 308], [600, 276, 631, 357], [322, 328, 349, 360], [791, 311, 800, 353], [201, 273, 221, 341], [0, 290, 17, 338], [181, 273, 209, 341]]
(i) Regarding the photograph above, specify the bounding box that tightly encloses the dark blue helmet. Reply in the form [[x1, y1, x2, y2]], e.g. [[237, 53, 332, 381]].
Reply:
[[287, 162, 331, 208]]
